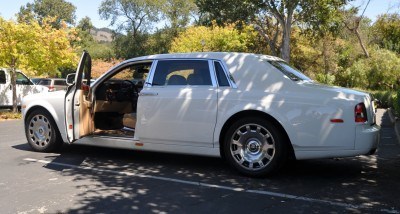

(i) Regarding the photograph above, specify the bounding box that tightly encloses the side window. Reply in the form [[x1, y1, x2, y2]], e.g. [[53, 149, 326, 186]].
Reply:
[[54, 80, 67, 86], [152, 60, 212, 86], [214, 61, 230, 87], [16, 72, 31, 85], [0, 70, 6, 84], [38, 79, 51, 86], [109, 63, 151, 89]]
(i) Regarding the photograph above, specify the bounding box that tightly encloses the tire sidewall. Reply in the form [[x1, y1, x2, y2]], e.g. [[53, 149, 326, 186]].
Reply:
[[25, 109, 61, 152], [223, 117, 288, 177]]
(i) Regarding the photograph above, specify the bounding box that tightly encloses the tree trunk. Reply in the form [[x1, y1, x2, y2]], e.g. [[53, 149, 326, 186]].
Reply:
[[355, 28, 369, 58], [281, 22, 291, 63], [10, 66, 18, 113]]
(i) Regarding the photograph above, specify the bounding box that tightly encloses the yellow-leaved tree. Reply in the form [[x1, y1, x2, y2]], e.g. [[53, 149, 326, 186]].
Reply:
[[169, 22, 257, 53], [0, 17, 77, 112]]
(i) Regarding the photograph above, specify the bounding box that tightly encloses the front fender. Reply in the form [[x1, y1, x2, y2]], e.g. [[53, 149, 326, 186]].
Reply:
[[22, 93, 67, 143]]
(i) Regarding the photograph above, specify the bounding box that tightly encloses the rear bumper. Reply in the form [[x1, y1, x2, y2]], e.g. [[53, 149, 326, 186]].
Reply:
[[355, 124, 380, 155]]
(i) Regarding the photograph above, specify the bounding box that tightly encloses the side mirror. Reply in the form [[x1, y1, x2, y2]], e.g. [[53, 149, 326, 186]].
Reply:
[[66, 73, 75, 86]]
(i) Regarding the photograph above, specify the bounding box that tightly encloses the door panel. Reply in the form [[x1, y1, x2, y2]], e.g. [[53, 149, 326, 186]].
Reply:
[[136, 59, 218, 146], [65, 51, 92, 142], [137, 86, 217, 146]]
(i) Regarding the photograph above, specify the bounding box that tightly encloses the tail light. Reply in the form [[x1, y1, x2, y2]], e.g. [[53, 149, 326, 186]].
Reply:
[[355, 103, 367, 123], [48, 85, 55, 92]]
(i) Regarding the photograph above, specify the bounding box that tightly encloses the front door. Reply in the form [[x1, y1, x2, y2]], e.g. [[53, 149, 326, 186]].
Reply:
[[65, 51, 93, 143], [136, 59, 218, 147]]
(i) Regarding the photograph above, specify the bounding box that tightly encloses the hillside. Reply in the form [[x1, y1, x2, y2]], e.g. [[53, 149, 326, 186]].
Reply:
[[90, 28, 113, 43]]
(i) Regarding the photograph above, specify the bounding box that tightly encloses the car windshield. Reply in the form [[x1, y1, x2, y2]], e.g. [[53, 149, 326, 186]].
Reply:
[[268, 60, 311, 82]]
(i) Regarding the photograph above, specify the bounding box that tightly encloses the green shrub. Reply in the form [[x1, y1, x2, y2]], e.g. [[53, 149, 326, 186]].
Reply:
[[370, 90, 396, 108], [395, 90, 400, 116]]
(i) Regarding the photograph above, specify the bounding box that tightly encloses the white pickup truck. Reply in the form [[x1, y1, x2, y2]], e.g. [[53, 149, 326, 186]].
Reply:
[[0, 68, 48, 109]]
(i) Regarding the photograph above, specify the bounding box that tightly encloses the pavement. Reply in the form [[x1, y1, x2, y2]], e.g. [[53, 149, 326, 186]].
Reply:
[[0, 109, 399, 213]]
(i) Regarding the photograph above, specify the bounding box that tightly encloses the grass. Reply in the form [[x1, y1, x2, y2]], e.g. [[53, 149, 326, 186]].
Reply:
[[0, 111, 22, 120]]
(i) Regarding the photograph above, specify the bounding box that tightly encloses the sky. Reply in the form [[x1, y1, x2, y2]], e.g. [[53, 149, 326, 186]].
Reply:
[[0, 0, 398, 29]]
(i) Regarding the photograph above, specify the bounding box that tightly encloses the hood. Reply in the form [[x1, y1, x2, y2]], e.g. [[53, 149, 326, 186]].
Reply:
[[23, 90, 66, 103]]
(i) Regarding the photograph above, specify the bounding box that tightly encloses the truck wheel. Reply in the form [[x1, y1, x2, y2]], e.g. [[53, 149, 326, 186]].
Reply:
[[25, 109, 63, 152], [223, 117, 288, 177]]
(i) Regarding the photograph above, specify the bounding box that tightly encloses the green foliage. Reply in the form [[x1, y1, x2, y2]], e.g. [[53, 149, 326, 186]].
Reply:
[[370, 90, 396, 109], [170, 23, 257, 52], [18, 0, 76, 28], [315, 73, 336, 85], [163, 0, 196, 30], [341, 48, 400, 90], [372, 13, 400, 54], [99, 0, 161, 34]]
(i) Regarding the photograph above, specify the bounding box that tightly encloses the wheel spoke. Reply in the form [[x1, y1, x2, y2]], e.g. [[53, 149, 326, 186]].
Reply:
[[249, 162, 254, 169], [232, 140, 242, 147], [230, 123, 276, 172], [232, 149, 241, 155], [263, 143, 274, 150], [246, 125, 251, 133]]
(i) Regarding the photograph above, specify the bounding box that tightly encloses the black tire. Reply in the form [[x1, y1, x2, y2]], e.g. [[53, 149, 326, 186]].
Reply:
[[25, 109, 63, 152], [223, 117, 288, 177]]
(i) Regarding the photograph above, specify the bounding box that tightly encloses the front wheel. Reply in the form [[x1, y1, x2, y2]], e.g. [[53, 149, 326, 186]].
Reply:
[[223, 117, 288, 177], [25, 109, 62, 152]]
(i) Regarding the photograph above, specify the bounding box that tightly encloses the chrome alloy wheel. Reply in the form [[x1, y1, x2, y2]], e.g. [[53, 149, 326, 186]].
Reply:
[[28, 114, 52, 147], [230, 124, 275, 171]]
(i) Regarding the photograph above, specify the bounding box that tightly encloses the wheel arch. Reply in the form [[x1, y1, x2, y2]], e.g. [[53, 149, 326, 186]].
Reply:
[[24, 105, 66, 142], [218, 110, 295, 160]]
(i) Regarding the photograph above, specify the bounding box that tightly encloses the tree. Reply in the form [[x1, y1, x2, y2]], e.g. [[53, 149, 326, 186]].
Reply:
[[372, 13, 400, 54], [196, 0, 348, 62], [163, 0, 196, 31], [0, 17, 77, 112], [343, 0, 371, 58], [18, 0, 76, 29], [99, 0, 161, 35], [170, 22, 257, 52]]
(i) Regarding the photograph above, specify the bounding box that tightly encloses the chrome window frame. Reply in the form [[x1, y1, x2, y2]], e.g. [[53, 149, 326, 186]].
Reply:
[[147, 59, 217, 88], [213, 60, 237, 89]]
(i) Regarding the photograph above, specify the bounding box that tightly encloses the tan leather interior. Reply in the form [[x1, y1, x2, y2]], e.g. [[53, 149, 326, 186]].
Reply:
[[94, 100, 133, 114], [123, 113, 136, 129], [79, 91, 94, 137]]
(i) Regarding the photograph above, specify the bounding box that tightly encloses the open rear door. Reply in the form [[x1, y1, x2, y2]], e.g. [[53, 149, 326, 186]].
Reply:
[[65, 51, 93, 143]]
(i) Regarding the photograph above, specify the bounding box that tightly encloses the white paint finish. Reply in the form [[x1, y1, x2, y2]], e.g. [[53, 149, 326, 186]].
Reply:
[[21, 52, 380, 161], [22, 90, 68, 142], [0, 69, 48, 107], [137, 86, 218, 146], [23, 157, 381, 210], [75, 135, 220, 157]]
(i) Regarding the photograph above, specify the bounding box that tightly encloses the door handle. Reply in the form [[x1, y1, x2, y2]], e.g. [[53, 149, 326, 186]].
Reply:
[[139, 92, 158, 96], [9, 85, 12, 90]]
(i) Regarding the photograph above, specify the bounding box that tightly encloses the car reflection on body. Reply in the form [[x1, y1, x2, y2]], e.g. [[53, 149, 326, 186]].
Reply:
[[21, 52, 380, 177]]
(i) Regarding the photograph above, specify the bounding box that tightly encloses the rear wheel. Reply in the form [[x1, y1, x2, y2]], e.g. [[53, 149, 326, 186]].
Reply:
[[223, 117, 288, 177], [25, 109, 62, 152]]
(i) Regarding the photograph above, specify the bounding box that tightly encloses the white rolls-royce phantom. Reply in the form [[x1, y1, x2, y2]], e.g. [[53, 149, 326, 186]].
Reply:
[[21, 52, 380, 177]]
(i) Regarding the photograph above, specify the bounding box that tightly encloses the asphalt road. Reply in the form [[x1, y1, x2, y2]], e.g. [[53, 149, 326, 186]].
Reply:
[[0, 109, 399, 214]]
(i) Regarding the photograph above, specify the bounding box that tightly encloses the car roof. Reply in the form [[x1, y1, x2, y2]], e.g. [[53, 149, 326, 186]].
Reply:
[[123, 52, 283, 63]]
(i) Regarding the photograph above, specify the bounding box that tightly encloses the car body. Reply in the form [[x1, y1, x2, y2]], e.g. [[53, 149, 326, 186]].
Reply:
[[0, 68, 48, 108], [22, 52, 380, 177], [34, 78, 67, 92]]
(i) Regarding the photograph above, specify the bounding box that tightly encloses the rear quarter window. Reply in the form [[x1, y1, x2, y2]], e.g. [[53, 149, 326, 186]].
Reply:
[[268, 60, 311, 82]]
